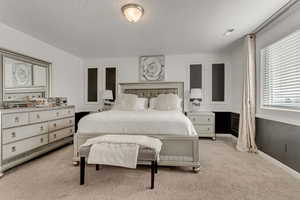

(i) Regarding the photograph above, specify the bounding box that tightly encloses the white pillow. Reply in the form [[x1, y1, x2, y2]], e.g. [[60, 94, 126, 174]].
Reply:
[[135, 98, 148, 110], [154, 94, 182, 111], [149, 98, 157, 109], [112, 94, 138, 111]]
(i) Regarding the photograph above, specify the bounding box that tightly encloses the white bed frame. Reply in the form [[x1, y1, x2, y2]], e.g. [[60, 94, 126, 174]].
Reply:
[[73, 82, 200, 171]]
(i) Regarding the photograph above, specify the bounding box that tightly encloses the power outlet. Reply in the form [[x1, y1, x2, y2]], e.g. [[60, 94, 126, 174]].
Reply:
[[285, 144, 288, 152]]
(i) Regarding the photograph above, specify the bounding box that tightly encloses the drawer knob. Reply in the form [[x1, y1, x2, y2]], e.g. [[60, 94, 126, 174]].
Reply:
[[40, 138, 44, 143], [208, 118, 210, 121], [40, 126, 44, 131], [70, 129, 73, 133], [14, 117, 19, 122], [54, 134, 57, 138], [11, 132, 16, 138], [56, 112, 59, 117], [207, 128, 210, 131], [37, 114, 40, 119], [11, 146, 16, 152], [53, 123, 57, 127], [69, 120, 72, 124], [68, 110, 71, 114]]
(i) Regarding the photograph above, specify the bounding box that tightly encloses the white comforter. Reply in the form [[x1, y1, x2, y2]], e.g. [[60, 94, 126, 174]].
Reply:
[[78, 110, 197, 136]]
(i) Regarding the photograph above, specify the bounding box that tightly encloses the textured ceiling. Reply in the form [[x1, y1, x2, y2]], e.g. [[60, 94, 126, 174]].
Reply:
[[0, 0, 290, 58]]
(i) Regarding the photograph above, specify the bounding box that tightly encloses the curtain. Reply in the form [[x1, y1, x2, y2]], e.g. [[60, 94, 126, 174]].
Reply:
[[236, 34, 257, 153]]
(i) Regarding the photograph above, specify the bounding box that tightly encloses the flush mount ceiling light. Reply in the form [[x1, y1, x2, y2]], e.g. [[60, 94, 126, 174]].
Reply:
[[121, 3, 144, 23], [224, 28, 235, 36]]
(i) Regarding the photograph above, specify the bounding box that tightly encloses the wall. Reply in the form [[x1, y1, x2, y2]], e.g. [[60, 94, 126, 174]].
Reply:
[[228, 39, 245, 114], [83, 53, 232, 112], [0, 22, 85, 112]]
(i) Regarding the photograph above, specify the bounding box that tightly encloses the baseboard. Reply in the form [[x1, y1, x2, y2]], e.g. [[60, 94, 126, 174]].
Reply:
[[230, 134, 300, 180], [257, 150, 300, 180], [216, 133, 233, 137]]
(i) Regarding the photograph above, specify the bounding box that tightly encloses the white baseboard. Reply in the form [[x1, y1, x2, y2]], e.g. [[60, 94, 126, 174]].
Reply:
[[229, 134, 300, 180], [257, 150, 300, 180]]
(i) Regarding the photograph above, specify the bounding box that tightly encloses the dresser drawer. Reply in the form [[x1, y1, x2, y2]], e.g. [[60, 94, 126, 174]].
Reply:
[[29, 111, 52, 123], [194, 125, 214, 134], [188, 115, 214, 124], [2, 134, 48, 160], [49, 127, 74, 143], [3, 122, 48, 144], [3, 113, 29, 128], [48, 117, 74, 132], [48, 108, 74, 120]]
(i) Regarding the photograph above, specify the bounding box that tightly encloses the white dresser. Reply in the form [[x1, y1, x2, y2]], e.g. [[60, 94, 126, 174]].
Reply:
[[0, 105, 75, 176], [187, 112, 216, 140]]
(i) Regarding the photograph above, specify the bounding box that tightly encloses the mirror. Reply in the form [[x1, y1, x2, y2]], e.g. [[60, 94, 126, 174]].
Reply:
[[1, 49, 51, 103]]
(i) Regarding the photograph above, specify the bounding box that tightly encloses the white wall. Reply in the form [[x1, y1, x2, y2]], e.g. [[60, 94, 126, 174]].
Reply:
[[256, 2, 300, 126], [83, 53, 232, 112], [0, 22, 85, 112], [228, 39, 245, 114]]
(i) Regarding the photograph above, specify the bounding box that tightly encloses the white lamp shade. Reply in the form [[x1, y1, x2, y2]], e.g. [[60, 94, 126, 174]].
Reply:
[[190, 88, 202, 99], [103, 90, 113, 100]]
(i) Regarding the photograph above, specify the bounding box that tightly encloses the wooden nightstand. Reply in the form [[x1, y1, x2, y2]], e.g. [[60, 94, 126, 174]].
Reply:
[[187, 112, 216, 140]]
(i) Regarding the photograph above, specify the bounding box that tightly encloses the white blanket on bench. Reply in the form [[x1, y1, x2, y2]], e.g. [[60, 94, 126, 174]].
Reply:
[[81, 135, 162, 168]]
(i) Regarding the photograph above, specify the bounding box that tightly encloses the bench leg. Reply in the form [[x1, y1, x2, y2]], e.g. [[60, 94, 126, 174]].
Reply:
[[96, 164, 99, 171], [80, 157, 85, 185], [154, 160, 158, 174], [151, 161, 155, 189]]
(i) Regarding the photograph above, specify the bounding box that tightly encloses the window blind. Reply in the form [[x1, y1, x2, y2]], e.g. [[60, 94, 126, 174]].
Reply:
[[262, 29, 300, 109]]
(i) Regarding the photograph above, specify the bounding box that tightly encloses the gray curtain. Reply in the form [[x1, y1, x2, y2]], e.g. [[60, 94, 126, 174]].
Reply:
[[236, 34, 257, 152]]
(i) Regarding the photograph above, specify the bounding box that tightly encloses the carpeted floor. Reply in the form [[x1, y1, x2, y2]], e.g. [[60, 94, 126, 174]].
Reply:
[[0, 137, 300, 200]]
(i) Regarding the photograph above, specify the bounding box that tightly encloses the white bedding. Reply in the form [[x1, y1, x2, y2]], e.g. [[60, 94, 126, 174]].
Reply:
[[78, 110, 197, 136]]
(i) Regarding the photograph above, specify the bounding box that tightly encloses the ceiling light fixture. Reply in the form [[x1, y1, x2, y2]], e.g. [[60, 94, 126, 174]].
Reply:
[[224, 28, 235, 36], [121, 3, 144, 23]]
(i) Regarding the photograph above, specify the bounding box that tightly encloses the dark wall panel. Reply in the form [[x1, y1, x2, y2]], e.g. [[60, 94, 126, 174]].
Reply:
[[256, 118, 300, 173], [190, 64, 202, 89], [87, 68, 98, 102], [214, 112, 231, 134], [105, 68, 116, 100], [212, 64, 225, 101]]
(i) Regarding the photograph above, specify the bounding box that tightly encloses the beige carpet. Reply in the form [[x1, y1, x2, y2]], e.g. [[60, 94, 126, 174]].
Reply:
[[0, 137, 300, 200]]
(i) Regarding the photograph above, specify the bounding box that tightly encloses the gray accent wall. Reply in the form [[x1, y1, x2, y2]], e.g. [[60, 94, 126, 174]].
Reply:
[[256, 118, 300, 173]]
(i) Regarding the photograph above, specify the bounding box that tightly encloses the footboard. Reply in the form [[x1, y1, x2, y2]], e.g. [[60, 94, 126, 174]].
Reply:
[[73, 133, 200, 168]]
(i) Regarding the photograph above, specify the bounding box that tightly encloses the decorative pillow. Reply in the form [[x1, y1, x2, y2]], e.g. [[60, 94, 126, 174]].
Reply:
[[135, 98, 148, 110], [154, 94, 181, 111], [112, 94, 138, 111], [149, 98, 157, 109]]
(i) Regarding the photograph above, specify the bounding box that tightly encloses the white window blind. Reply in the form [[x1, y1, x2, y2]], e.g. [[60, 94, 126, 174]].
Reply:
[[261, 29, 300, 110]]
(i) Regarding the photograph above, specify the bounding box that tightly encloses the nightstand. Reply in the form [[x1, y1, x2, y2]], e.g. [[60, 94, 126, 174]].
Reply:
[[187, 112, 216, 140]]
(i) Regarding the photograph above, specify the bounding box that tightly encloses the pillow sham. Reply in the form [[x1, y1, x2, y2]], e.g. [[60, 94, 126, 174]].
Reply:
[[112, 94, 138, 111], [135, 98, 148, 110], [154, 94, 182, 111]]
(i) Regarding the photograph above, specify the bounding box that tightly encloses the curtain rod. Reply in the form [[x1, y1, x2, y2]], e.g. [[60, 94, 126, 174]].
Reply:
[[253, 0, 299, 34]]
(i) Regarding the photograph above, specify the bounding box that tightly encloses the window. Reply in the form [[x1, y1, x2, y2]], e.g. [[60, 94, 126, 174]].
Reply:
[[261, 29, 300, 110], [212, 63, 225, 102]]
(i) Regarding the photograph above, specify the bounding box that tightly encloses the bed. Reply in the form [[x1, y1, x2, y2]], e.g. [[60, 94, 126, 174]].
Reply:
[[73, 82, 200, 171]]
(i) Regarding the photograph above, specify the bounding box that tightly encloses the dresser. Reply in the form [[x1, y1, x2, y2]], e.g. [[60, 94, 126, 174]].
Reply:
[[187, 112, 216, 140], [0, 105, 75, 176]]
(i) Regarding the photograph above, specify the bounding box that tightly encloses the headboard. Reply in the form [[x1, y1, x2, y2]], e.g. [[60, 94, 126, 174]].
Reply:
[[119, 82, 184, 110]]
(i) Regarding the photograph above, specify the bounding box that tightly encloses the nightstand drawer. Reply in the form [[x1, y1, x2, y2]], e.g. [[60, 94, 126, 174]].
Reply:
[[194, 125, 214, 134], [188, 115, 213, 124]]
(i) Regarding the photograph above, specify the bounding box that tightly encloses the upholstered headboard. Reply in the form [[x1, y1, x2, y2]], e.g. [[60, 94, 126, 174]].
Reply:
[[119, 82, 184, 110]]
